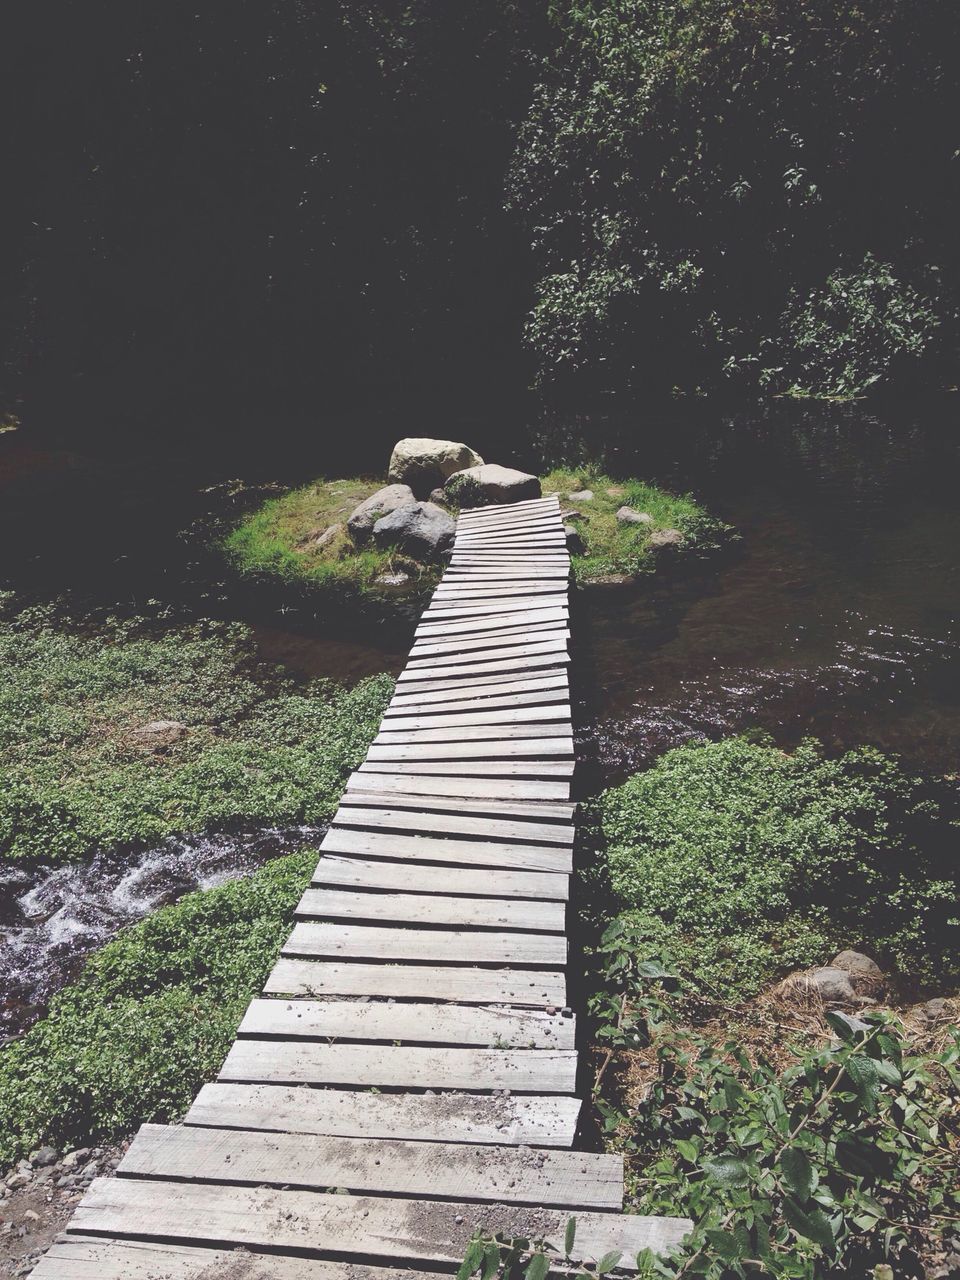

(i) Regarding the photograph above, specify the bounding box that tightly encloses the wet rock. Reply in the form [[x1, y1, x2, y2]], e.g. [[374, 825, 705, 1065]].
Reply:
[[647, 528, 685, 548], [346, 484, 416, 545], [29, 1147, 58, 1168], [373, 501, 455, 563], [128, 720, 187, 751], [616, 506, 654, 526], [568, 489, 593, 501], [564, 524, 586, 555], [388, 438, 483, 498], [443, 463, 541, 507]]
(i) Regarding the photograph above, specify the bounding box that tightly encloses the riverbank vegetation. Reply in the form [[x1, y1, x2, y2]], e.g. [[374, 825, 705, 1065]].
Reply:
[[567, 735, 960, 1276], [0, 598, 392, 864], [0, 847, 314, 1168]]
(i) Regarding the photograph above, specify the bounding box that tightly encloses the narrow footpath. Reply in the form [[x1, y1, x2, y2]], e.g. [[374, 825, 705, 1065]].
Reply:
[[36, 495, 690, 1279]]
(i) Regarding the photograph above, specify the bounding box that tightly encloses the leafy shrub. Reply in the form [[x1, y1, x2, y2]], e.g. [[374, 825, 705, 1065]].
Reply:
[[0, 600, 393, 863], [598, 737, 960, 1000], [0, 848, 314, 1168], [582, 930, 960, 1280]]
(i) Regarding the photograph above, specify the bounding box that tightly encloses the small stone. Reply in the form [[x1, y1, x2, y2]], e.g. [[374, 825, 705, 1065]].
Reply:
[[374, 571, 411, 588], [5, 1172, 29, 1190], [922, 997, 950, 1023], [647, 527, 684, 548], [564, 524, 586, 555], [128, 720, 187, 751], [22, 1210, 41, 1226], [311, 522, 344, 550], [60, 1148, 91, 1170], [616, 506, 654, 526], [804, 967, 858, 1002], [30, 1146, 58, 1168], [544, 1005, 557, 1015], [455, 1215, 465, 1225], [568, 489, 593, 501]]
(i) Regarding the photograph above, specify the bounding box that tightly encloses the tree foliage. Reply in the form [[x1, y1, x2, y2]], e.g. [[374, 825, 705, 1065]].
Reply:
[[508, 0, 959, 399]]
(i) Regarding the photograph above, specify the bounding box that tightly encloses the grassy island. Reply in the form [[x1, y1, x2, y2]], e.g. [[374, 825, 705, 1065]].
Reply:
[[223, 469, 730, 598]]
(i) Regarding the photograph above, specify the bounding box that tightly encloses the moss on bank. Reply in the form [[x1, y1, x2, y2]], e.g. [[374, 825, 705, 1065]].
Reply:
[[543, 468, 731, 583], [0, 848, 314, 1168], [0, 598, 394, 863]]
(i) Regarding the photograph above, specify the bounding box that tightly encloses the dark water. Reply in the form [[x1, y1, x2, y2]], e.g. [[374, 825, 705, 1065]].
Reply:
[[1, 398, 958, 1029]]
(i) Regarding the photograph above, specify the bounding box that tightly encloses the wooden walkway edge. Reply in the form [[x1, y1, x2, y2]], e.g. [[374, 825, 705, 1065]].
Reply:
[[36, 494, 691, 1279]]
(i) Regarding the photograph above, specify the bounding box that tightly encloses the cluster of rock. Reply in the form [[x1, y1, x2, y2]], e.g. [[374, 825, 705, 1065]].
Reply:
[[2, 1143, 124, 1272], [346, 438, 542, 566]]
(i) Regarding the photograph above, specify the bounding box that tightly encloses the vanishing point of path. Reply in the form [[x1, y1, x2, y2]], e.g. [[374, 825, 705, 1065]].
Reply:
[[36, 496, 690, 1279]]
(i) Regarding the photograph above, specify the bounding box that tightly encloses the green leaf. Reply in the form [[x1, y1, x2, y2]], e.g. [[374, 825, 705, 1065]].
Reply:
[[458, 1240, 485, 1280], [481, 1243, 502, 1280], [597, 1251, 624, 1275], [565, 1217, 577, 1259], [676, 1139, 699, 1162], [782, 1197, 836, 1252], [779, 1146, 815, 1200], [525, 1253, 549, 1280], [845, 1055, 880, 1108], [704, 1229, 744, 1261], [701, 1155, 755, 1188]]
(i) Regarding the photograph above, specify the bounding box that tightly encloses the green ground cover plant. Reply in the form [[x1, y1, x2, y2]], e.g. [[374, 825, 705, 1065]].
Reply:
[[222, 476, 440, 598], [0, 847, 315, 1168], [544, 470, 730, 582], [596, 736, 960, 1002], [0, 597, 393, 863]]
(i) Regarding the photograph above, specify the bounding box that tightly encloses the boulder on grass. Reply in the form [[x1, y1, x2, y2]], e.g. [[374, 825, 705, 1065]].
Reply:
[[388, 439, 483, 498], [647, 528, 684, 548], [347, 484, 416, 545], [564, 524, 586, 555], [373, 501, 455, 563], [616, 506, 654, 526], [444, 463, 541, 507]]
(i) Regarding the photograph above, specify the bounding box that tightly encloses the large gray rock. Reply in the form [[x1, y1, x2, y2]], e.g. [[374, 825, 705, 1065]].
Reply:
[[444, 463, 541, 507], [128, 720, 187, 752], [347, 484, 416, 545], [798, 967, 858, 1002], [616, 506, 654, 526], [647, 528, 685, 549], [373, 501, 455, 563], [388, 439, 483, 498]]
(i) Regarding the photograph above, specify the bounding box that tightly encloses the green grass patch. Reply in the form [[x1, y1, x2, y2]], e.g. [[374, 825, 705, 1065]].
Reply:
[[0, 596, 394, 863], [542, 468, 730, 583], [596, 735, 960, 1003], [0, 847, 315, 1167], [222, 476, 440, 597]]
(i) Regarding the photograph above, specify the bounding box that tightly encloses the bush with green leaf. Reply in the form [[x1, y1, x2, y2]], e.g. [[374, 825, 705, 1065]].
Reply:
[[0, 847, 315, 1168], [597, 736, 960, 1000], [0, 599, 393, 863]]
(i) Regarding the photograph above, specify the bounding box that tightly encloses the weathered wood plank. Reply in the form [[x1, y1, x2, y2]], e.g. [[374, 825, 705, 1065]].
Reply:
[[423, 594, 568, 616], [186, 1083, 581, 1146], [366, 739, 574, 762], [32, 1237, 442, 1280], [433, 582, 564, 598], [337, 787, 574, 821], [396, 657, 571, 687], [321, 824, 572, 874], [411, 631, 569, 658], [70, 1179, 693, 1267], [282, 922, 567, 966], [376, 721, 571, 743], [238, 998, 575, 1048], [332, 803, 573, 845], [219, 1041, 576, 1090], [386, 689, 569, 717], [263, 959, 566, 1005], [120, 1124, 621, 1210], [310, 854, 570, 900], [378, 704, 572, 729], [416, 608, 568, 637], [294, 888, 565, 932], [390, 673, 569, 706], [459, 496, 560, 517], [405, 638, 568, 669], [359, 758, 575, 778], [344, 769, 572, 801]]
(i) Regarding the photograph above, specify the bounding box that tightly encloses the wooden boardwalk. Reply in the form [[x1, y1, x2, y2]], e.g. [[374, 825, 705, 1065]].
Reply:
[[37, 496, 690, 1279]]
